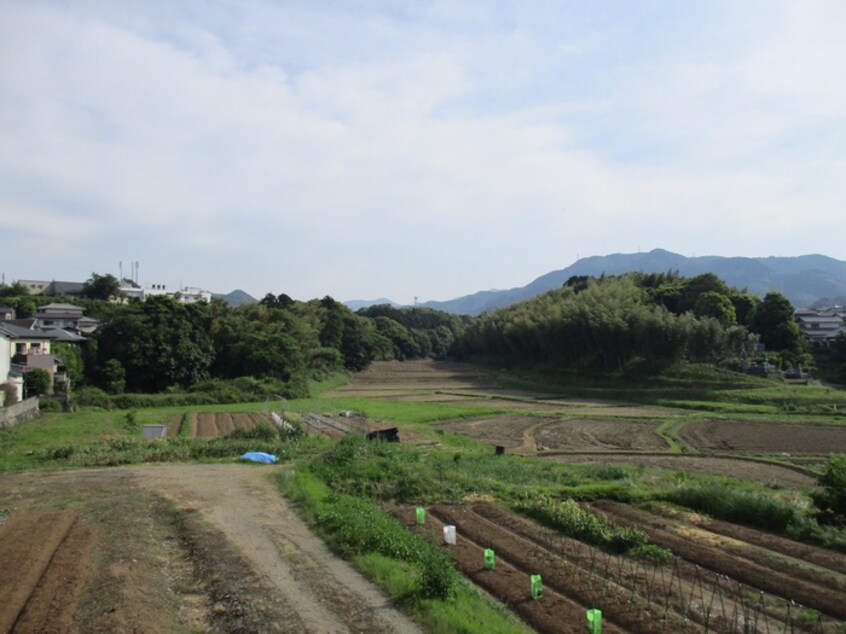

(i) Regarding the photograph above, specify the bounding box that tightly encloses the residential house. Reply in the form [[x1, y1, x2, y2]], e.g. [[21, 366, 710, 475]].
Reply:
[[795, 308, 846, 345], [0, 329, 15, 403], [0, 306, 15, 320], [35, 303, 99, 333], [0, 322, 67, 396]]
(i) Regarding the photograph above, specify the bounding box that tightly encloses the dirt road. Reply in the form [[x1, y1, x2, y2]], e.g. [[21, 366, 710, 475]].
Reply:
[[130, 463, 421, 634], [0, 465, 421, 633]]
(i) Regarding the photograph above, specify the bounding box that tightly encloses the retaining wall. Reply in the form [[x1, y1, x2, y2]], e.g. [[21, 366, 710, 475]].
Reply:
[[0, 397, 40, 428]]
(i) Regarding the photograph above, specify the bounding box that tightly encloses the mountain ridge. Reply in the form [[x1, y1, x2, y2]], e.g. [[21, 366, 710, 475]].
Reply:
[[409, 249, 846, 316]]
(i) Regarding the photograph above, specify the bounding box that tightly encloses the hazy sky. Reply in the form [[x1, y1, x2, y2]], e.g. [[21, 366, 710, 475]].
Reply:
[[2, 1, 845, 304]]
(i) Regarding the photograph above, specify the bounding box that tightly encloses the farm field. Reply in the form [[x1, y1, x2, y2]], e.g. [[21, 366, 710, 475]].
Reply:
[[335, 360, 839, 486], [677, 420, 846, 455], [393, 503, 846, 633], [2, 359, 846, 633], [192, 411, 269, 437]]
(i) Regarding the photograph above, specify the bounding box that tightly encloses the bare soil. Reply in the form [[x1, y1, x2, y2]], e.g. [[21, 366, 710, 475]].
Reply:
[[440, 415, 668, 453], [540, 453, 816, 487], [0, 466, 420, 634], [188, 412, 274, 438], [678, 420, 846, 454]]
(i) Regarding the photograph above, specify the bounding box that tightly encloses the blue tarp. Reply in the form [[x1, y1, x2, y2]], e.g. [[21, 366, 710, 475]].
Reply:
[[240, 451, 278, 463]]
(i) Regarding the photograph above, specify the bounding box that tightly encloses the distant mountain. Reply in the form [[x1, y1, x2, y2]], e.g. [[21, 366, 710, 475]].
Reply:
[[213, 289, 257, 307], [344, 298, 402, 311], [419, 249, 846, 316]]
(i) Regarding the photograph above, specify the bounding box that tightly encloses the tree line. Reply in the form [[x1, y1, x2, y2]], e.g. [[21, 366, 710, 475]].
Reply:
[[454, 272, 809, 374], [1, 269, 829, 398]]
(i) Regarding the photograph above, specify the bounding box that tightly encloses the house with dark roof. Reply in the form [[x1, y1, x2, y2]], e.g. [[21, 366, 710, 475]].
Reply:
[[795, 308, 846, 345], [0, 322, 70, 396], [0, 306, 14, 320], [35, 303, 98, 333]]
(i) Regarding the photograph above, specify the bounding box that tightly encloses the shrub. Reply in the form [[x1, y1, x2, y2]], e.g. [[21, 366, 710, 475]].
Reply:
[[24, 369, 51, 396], [517, 496, 651, 555], [811, 454, 846, 526], [659, 483, 797, 532], [38, 399, 64, 413], [73, 386, 112, 408]]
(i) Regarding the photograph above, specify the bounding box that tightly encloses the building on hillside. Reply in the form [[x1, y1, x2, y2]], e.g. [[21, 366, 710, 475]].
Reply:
[[35, 303, 99, 333], [178, 287, 213, 303], [119, 278, 144, 301], [117, 280, 211, 304], [795, 308, 846, 345], [16, 280, 85, 297], [0, 306, 15, 320]]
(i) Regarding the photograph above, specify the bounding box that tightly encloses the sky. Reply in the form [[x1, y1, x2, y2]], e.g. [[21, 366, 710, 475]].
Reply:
[[2, 1, 845, 305]]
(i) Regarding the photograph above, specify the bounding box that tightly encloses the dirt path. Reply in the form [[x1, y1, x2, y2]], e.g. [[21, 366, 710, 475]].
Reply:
[[126, 463, 421, 634], [0, 465, 421, 634]]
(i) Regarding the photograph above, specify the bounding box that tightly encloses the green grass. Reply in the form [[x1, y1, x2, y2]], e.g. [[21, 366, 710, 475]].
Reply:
[[654, 419, 685, 453], [289, 396, 506, 424], [276, 468, 528, 634]]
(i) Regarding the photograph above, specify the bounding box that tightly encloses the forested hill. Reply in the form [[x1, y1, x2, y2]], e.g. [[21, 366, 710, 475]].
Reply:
[[420, 249, 846, 315]]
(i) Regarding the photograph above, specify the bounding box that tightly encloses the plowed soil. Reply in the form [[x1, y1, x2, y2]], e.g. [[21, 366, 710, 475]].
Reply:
[[0, 510, 95, 633], [592, 500, 846, 621], [441, 415, 668, 453], [396, 503, 846, 633], [190, 412, 274, 438], [0, 466, 420, 634], [678, 420, 846, 454]]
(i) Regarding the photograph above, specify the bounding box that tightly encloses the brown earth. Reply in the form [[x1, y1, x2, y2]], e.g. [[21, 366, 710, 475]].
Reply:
[[340, 361, 820, 487], [441, 415, 668, 453], [0, 510, 95, 634], [396, 502, 846, 633], [0, 466, 420, 634], [540, 453, 816, 488], [188, 411, 274, 438], [592, 500, 846, 621], [678, 420, 846, 454]]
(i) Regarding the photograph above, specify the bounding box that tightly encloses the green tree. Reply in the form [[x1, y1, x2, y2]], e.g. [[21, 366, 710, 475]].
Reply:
[[811, 454, 846, 526], [750, 292, 803, 353], [729, 292, 760, 326], [0, 281, 28, 298], [693, 291, 737, 327], [94, 295, 213, 391], [24, 369, 51, 396], [82, 272, 123, 301], [14, 297, 36, 318], [101, 359, 126, 394], [52, 342, 85, 387], [817, 332, 846, 384]]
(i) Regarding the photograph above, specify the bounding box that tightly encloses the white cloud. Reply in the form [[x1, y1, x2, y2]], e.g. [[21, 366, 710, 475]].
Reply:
[[2, 1, 845, 302]]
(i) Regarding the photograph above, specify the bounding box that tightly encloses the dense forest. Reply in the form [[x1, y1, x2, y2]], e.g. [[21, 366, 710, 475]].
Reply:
[[455, 272, 812, 374], [0, 282, 468, 403], [3, 269, 843, 403]]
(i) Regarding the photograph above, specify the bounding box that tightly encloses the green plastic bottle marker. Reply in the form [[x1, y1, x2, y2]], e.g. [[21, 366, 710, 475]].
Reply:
[[530, 574, 542, 599], [484, 548, 495, 570], [415, 507, 425, 525], [587, 608, 602, 634]]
